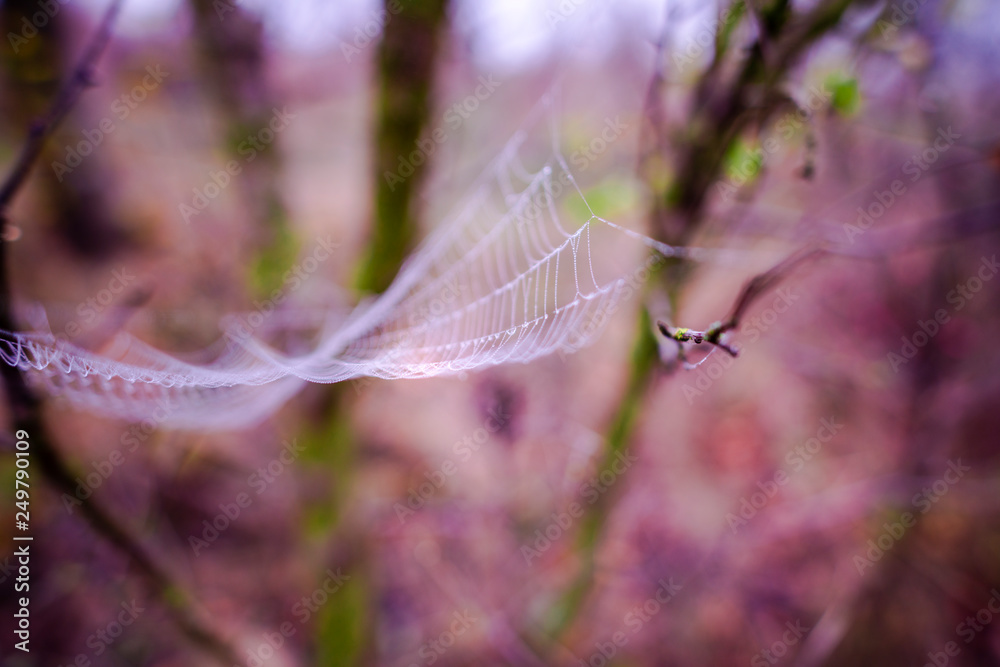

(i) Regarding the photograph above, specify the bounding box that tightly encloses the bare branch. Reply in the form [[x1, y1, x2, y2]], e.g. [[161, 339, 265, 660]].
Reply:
[[0, 0, 124, 217], [0, 3, 240, 664], [658, 245, 824, 363]]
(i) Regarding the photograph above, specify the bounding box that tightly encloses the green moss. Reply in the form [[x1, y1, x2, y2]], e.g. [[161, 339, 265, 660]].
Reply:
[[249, 213, 300, 297]]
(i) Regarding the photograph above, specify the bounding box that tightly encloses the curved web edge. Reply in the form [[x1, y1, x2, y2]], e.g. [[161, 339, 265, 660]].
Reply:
[[0, 102, 698, 430]]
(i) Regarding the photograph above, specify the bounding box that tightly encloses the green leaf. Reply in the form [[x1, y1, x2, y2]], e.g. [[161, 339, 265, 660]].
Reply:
[[826, 74, 860, 116], [722, 138, 763, 185]]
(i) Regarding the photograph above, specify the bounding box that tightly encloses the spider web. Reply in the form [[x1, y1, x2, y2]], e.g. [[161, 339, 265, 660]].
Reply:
[[0, 100, 700, 429]]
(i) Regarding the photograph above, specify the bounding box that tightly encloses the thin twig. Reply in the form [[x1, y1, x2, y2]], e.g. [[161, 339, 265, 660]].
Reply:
[[657, 245, 824, 362], [0, 0, 122, 215], [0, 2, 239, 664], [542, 0, 855, 646]]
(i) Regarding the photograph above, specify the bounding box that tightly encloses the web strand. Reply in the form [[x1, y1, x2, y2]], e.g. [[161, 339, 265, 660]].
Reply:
[[0, 104, 706, 430]]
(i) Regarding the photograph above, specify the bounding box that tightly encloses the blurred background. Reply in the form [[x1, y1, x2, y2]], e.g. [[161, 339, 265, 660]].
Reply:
[[1, 0, 1000, 665]]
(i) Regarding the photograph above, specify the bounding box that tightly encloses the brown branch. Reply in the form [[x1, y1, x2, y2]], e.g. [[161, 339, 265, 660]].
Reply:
[[0, 2, 239, 664], [544, 1, 857, 644], [657, 245, 824, 362], [664, 0, 854, 238], [0, 0, 123, 215]]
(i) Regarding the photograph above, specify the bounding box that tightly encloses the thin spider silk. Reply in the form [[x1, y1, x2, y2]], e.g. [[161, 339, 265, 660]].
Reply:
[[0, 100, 702, 430]]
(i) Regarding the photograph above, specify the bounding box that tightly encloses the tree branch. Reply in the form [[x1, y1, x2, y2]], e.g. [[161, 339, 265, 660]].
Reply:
[[0, 2, 239, 664], [0, 0, 122, 215], [658, 245, 824, 363]]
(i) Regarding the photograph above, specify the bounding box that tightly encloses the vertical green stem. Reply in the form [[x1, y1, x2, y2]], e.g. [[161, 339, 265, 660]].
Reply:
[[544, 0, 856, 647], [309, 2, 451, 664], [356, 0, 450, 294]]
